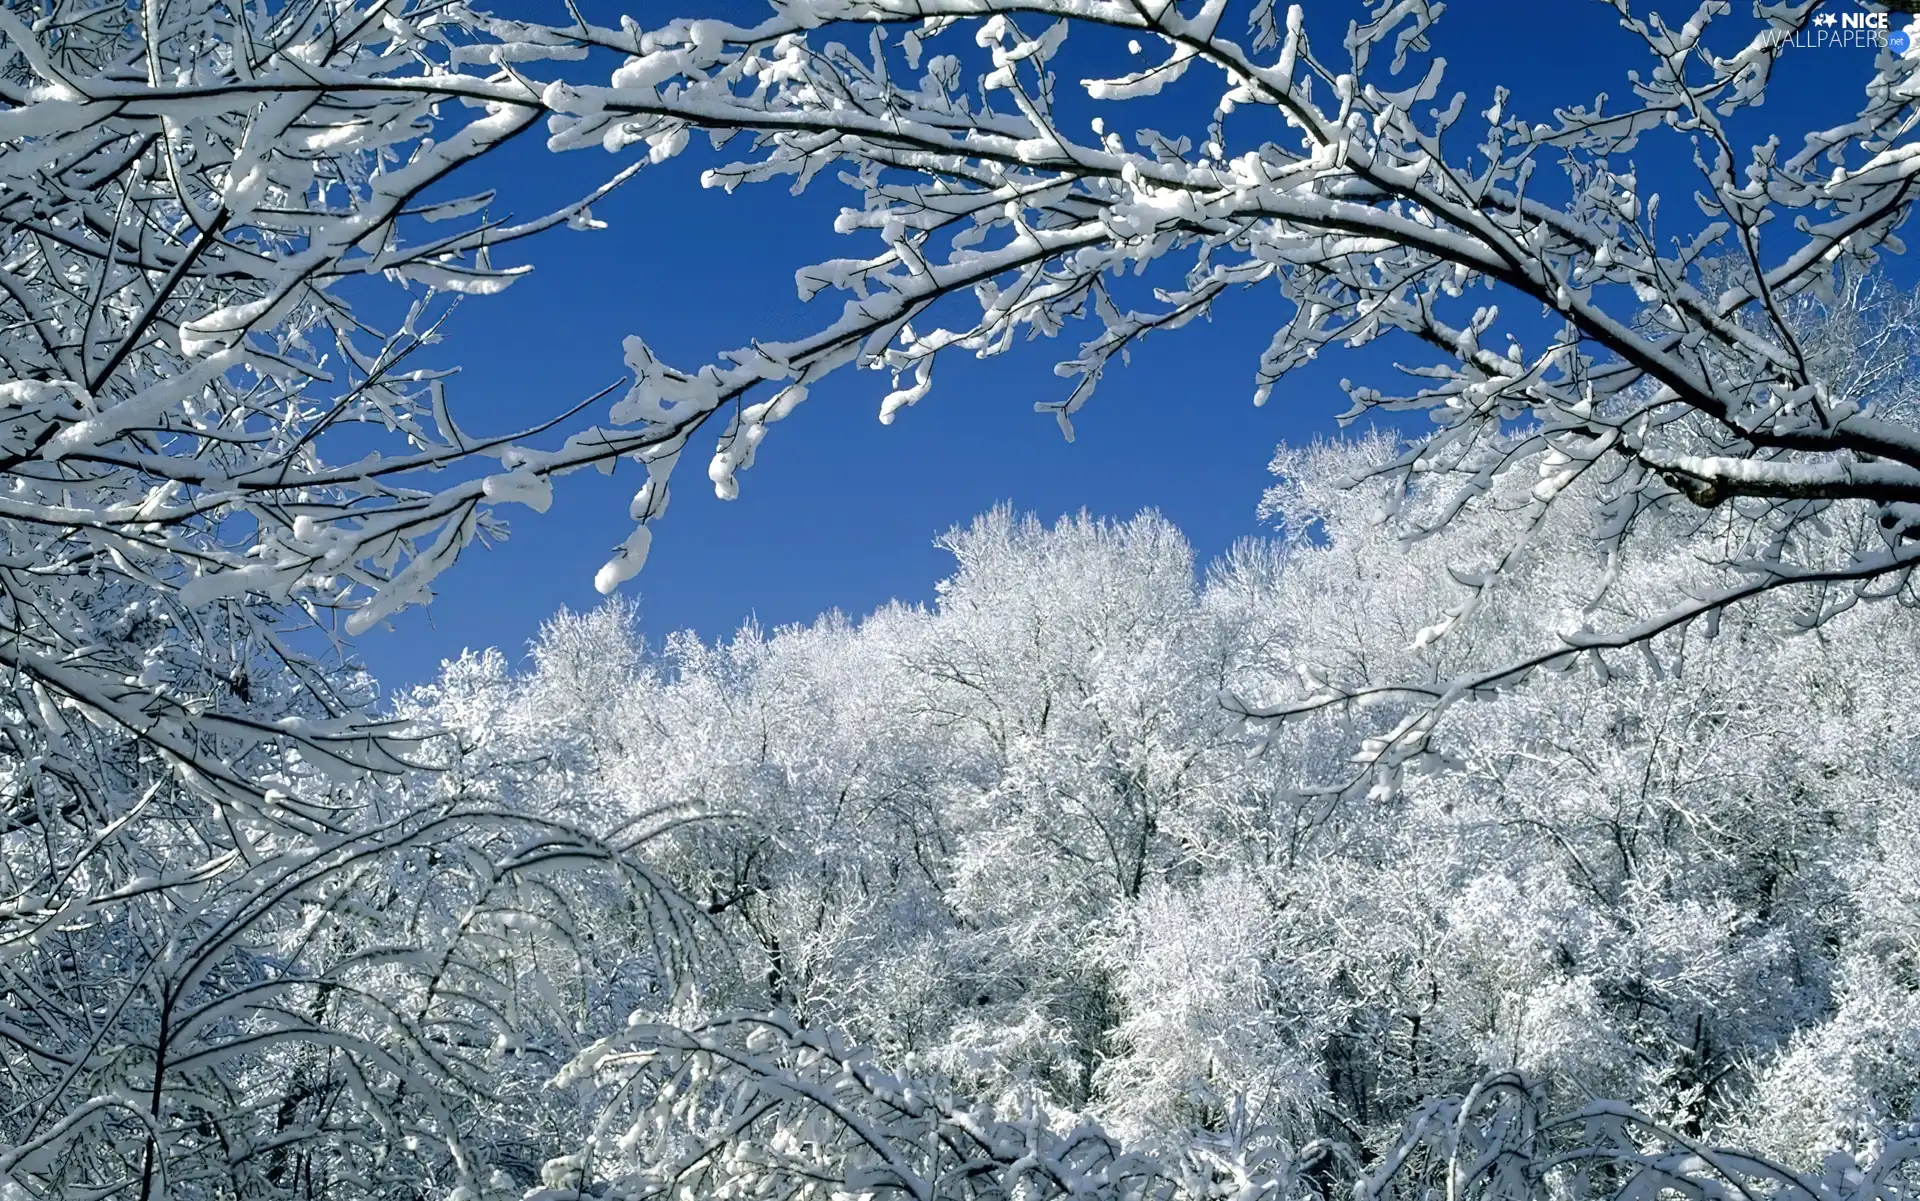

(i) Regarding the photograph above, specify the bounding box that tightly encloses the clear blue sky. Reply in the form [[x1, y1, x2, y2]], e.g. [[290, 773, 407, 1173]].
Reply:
[[349, 0, 1896, 690]]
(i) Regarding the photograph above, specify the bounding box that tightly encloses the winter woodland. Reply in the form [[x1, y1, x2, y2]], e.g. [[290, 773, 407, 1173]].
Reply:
[[3, 0, 1920, 1197]]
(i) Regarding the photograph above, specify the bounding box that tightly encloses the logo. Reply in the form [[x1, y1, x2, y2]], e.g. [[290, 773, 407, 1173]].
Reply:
[[1775, 5, 1914, 53]]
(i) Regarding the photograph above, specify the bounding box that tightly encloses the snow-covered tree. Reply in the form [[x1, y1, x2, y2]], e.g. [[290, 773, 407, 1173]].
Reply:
[[402, 423, 1920, 1196], [11, 0, 1920, 1195], [417, 0, 1920, 779], [0, 645, 688, 1199], [0, 0, 604, 798], [15, 0, 1919, 765], [0, 1, 759, 1187]]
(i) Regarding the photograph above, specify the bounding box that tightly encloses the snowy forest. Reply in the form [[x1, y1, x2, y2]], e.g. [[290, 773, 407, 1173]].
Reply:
[[6, 0, 1920, 1197]]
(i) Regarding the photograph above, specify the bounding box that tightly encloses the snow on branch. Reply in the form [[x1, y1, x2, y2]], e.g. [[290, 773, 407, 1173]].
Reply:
[[10, 0, 1920, 803], [484, 0, 1920, 791]]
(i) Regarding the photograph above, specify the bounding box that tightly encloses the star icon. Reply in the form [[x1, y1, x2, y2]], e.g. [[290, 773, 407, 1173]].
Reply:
[[1813, 11, 1838, 24]]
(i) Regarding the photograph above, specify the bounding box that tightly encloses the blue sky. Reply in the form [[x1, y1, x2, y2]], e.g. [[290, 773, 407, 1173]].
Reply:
[[350, 0, 1899, 690]]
